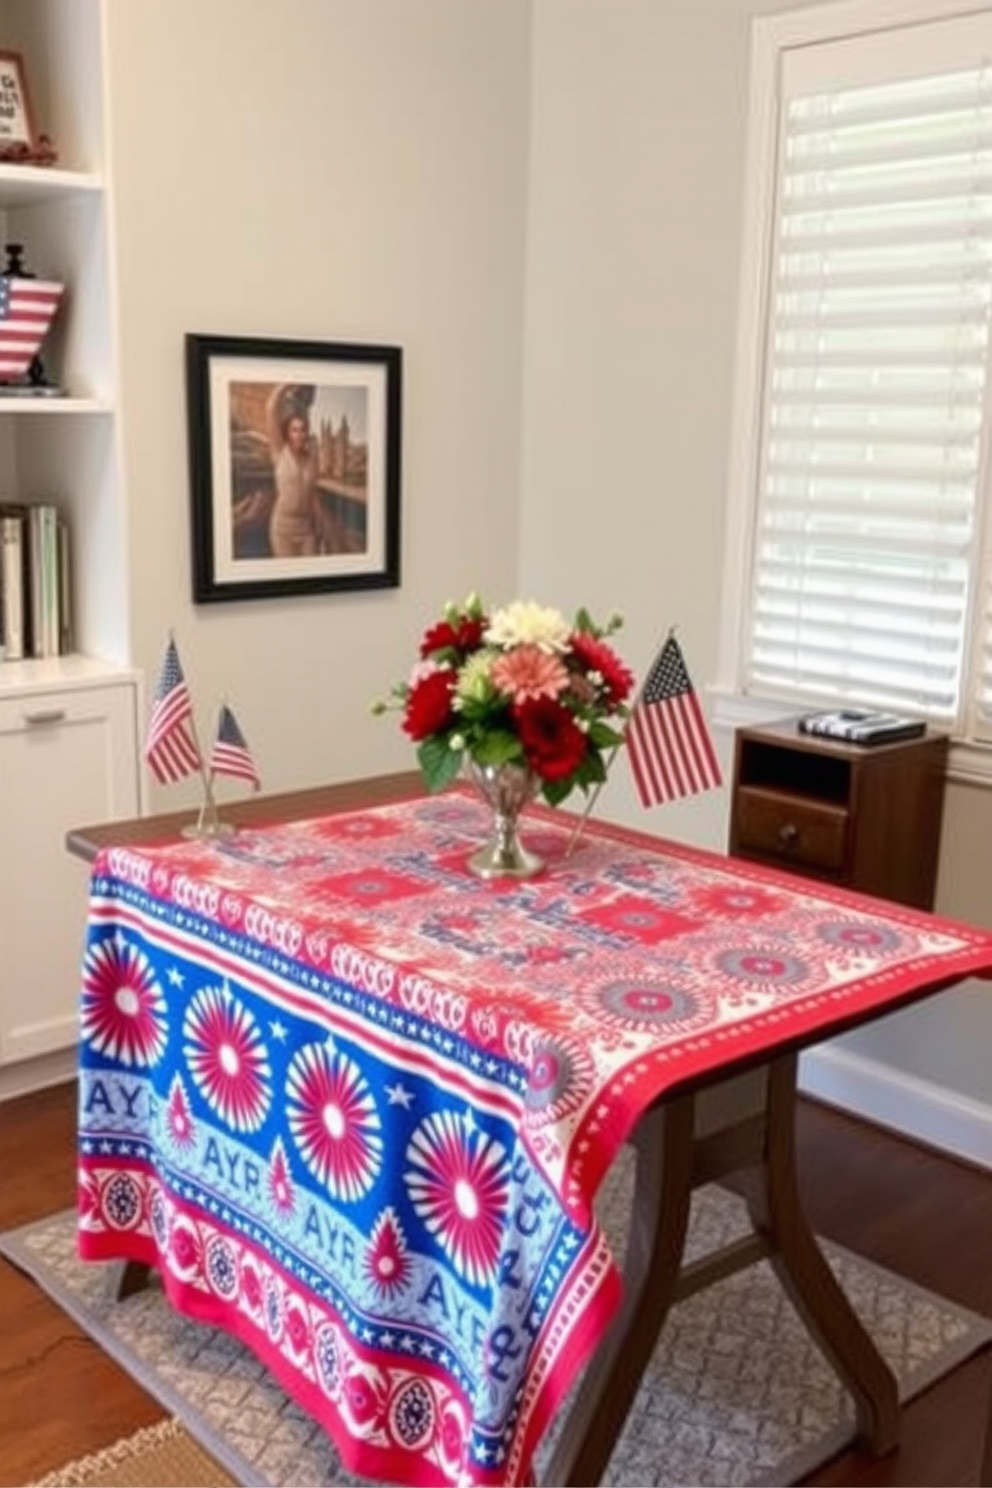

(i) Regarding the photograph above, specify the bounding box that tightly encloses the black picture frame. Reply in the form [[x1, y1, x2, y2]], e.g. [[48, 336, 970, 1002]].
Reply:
[[186, 333, 402, 603]]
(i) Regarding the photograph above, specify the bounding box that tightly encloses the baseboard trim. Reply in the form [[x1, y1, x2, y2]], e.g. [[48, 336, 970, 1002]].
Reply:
[[0, 1047, 76, 1103], [800, 1044, 992, 1171]]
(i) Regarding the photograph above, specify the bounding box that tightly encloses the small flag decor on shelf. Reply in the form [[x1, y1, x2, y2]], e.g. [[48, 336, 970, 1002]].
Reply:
[[144, 637, 202, 785], [626, 632, 722, 808], [0, 273, 63, 383], [210, 704, 261, 792]]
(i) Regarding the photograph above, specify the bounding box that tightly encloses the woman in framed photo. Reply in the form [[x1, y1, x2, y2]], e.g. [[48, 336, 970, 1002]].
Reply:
[[265, 382, 322, 558]]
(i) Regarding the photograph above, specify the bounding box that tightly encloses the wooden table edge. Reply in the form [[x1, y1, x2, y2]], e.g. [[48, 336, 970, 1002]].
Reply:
[[65, 770, 426, 863]]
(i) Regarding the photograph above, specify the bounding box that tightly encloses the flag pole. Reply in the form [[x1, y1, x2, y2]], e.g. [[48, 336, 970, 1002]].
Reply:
[[562, 742, 623, 859], [189, 716, 218, 832], [186, 690, 222, 839], [562, 625, 676, 860]]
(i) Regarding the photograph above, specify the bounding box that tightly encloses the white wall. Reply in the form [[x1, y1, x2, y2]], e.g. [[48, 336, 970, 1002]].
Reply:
[[104, 0, 531, 802], [520, 0, 992, 1159]]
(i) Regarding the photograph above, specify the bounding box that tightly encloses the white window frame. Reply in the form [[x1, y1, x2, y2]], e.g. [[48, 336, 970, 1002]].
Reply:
[[713, 0, 992, 785]]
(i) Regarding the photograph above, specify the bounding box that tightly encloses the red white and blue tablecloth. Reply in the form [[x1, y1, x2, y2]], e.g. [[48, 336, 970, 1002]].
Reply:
[[76, 789, 992, 1486]]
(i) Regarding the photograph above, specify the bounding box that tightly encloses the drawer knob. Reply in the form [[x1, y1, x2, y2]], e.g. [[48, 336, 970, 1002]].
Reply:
[[778, 822, 799, 848]]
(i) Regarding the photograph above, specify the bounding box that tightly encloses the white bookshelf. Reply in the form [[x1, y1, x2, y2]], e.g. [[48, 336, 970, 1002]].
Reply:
[[0, 0, 129, 684], [0, 0, 140, 1088]]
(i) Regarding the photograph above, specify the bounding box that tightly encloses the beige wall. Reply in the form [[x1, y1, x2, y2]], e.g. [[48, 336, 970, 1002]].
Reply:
[[104, 0, 531, 798], [102, 0, 992, 1140], [846, 781, 992, 1100], [519, 0, 992, 1132]]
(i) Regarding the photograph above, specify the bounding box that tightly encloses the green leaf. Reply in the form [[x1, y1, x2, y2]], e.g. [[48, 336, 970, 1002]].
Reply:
[[541, 775, 575, 807], [588, 721, 626, 749], [473, 730, 524, 767], [574, 755, 606, 791], [417, 736, 463, 792]]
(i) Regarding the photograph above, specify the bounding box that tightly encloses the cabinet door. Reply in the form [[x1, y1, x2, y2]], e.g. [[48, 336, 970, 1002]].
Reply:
[[0, 683, 139, 1064]]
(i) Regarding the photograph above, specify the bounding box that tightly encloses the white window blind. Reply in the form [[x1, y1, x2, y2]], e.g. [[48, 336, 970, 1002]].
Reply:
[[744, 19, 992, 736]]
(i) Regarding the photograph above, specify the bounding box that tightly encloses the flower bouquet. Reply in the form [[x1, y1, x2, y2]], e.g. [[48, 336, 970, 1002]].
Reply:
[[375, 594, 635, 807]]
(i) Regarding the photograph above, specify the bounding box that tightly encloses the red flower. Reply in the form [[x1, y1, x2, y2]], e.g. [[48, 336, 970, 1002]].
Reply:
[[514, 697, 588, 781], [420, 616, 486, 657], [569, 632, 635, 706], [403, 669, 456, 740]]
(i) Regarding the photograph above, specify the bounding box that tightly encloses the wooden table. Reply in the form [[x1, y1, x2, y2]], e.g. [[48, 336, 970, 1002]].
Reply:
[[67, 774, 992, 1486]]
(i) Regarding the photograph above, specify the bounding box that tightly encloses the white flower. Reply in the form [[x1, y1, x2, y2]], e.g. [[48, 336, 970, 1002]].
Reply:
[[485, 600, 571, 652]]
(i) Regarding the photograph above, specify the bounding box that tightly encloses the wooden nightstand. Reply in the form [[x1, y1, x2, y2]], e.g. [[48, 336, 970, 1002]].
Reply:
[[728, 718, 949, 910]]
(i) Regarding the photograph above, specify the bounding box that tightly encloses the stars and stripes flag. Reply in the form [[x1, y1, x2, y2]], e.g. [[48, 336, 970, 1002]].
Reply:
[[210, 704, 261, 792], [144, 638, 202, 785], [0, 276, 63, 381], [626, 633, 722, 808]]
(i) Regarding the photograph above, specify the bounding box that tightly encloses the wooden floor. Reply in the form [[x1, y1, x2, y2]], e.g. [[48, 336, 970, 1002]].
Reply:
[[1, 1080, 990, 1487]]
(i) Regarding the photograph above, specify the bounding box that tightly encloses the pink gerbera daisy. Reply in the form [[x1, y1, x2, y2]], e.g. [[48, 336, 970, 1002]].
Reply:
[[490, 644, 569, 704]]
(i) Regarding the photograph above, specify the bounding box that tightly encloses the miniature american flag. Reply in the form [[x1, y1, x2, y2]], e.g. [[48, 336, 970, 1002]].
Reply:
[[210, 704, 261, 791], [626, 633, 722, 808], [144, 638, 202, 785], [0, 276, 63, 381]]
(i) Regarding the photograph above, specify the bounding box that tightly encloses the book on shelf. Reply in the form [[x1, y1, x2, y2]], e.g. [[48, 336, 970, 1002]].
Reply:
[[28, 503, 60, 659], [0, 509, 26, 661], [57, 514, 72, 654], [0, 500, 72, 664]]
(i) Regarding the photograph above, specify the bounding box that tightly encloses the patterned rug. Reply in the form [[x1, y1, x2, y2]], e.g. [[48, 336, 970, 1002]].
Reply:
[[5, 1150, 991, 1488]]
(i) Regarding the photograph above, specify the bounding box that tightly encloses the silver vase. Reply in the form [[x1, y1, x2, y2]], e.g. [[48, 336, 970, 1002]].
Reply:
[[465, 760, 545, 880]]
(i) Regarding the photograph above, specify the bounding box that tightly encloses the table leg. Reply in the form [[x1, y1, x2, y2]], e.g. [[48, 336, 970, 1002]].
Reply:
[[541, 1054, 899, 1485], [979, 1357, 992, 1487], [117, 1261, 152, 1299], [541, 1091, 697, 1487], [738, 1054, 900, 1455]]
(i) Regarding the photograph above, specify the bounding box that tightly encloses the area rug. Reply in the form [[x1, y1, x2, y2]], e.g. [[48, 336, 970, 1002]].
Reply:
[[32, 1418, 235, 1488], [5, 1151, 991, 1488]]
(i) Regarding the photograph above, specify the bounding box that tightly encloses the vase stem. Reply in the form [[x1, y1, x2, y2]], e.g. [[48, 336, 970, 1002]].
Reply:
[[466, 761, 545, 880]]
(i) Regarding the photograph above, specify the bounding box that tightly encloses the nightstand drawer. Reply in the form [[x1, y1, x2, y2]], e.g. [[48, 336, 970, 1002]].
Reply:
[[734, 787, 848, 872]]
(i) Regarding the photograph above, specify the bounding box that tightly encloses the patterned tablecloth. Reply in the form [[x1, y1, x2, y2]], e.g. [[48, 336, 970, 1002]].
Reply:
[[76, 789, 992, 1486]]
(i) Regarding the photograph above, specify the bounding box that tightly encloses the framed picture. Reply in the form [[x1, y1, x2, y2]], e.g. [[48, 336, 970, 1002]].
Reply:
[[186, 333, 402, 603], [0, 52, 37, 155]]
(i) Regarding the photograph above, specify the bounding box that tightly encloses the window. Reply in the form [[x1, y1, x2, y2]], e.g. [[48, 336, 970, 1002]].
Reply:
[[718, 0, 992, 773]]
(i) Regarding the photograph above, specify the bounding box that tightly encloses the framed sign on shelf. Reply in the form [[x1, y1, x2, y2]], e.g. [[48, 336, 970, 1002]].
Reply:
[[0, 52, 37, 157], [186, 333, 403, 603]]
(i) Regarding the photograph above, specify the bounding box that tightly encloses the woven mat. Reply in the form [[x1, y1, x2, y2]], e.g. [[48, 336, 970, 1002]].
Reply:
[[32, 1418, 235, 1488], [6, 1152, 992, 1488]]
